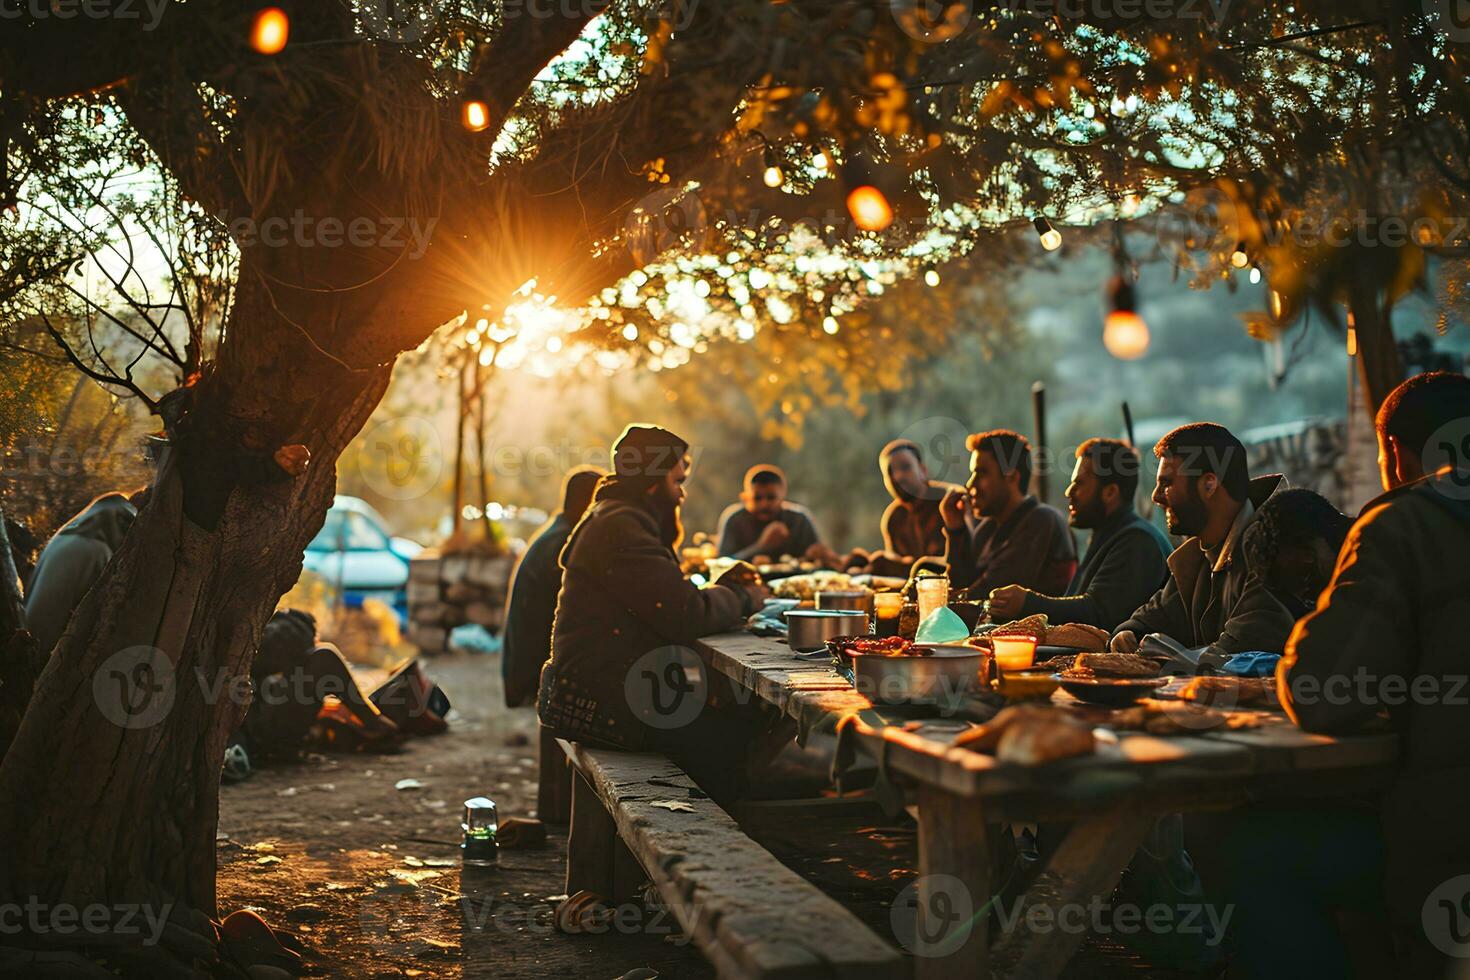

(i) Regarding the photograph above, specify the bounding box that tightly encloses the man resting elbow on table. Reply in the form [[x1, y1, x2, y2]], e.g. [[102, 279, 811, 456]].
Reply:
[[985, 438, 1170, 630], [940, 429, 1076, 599], [538, 426, 772, 801], [1106, 423, 1294, 671], [715, 464, 844, 569]]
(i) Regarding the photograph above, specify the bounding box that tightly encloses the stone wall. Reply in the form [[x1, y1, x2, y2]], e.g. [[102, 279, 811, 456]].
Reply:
[[405, 548, 515, 653]]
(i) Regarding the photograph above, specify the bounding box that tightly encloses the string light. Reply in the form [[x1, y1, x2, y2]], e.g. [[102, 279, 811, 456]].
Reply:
[[1231, 242, 1250, 268], [924, 267, 941, 287], [823, 316, 839, 334], [250, 8, 289, 54], [462, 100, 490, 132], [1033, 216, 1062, 251], [762, 146, 784, 188], [1103, 276, 1150, 360], [1248, 263, 1262, 284]]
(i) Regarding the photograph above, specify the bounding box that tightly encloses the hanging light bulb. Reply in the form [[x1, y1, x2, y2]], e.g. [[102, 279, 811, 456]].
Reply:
[[1231, 242, 1249, 268], [1248, 262, 1262, 284], [250, 7, 289, 54], [1269, 289, 1285, 321], [1103, 276, 1150, 360], [847, 185, 892, 232], [462, 100, 490, 132], [823, 315, 839, 334], [1346, 311, 1358, 357], [1033, 216, 1062, 251], [924, 267, 941, 287], [813, 148, 832, 172], [762, 146, 784, 188]]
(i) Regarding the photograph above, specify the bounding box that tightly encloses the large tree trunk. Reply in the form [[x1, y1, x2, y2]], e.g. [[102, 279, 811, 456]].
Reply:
[[0, 274, 393, 951]]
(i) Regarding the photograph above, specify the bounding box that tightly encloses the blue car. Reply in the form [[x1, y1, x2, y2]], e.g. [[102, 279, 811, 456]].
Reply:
[[302, 496, 424, 624]]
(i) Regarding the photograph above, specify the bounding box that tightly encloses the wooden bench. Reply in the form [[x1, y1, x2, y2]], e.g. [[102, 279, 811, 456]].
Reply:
[[558, 739, 904, 979]]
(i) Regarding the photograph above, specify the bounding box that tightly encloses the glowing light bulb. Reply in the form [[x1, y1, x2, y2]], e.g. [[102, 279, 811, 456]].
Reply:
[[1033, 216, 1062, 251], [813, 150, 831, 172], [1231, 242, 1249, 268], [763, 165, 784, 188], [822, 316, 839, 334], [924, 268, 941, 287], [1248, 263, 1261, 284], [622, 324, 639, 341], [250, 8, 289, 54], [847, 185, 893, 232], [1103, 310, 1150, 360], [462, 100, 490, 132]]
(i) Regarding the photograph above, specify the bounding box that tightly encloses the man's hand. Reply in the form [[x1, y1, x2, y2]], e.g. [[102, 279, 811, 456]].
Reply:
[[714, 560, 763, 589], [1110, 630, 1139, 653], [804, 542, 844, 569], [987, 584, 1030, 621], [939, 488, 967, 530], [756, 521, 791, 553]]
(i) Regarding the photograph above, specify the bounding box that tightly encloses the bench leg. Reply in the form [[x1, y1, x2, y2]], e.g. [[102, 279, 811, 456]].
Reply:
[[566, 769, 617, 897], [916, 786, 990, 980], [537, 725, 572, 826]]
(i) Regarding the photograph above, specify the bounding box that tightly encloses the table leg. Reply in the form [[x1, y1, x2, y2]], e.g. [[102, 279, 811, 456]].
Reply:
[[915, 785, 990, 980], [988, 804, 1152, 978]]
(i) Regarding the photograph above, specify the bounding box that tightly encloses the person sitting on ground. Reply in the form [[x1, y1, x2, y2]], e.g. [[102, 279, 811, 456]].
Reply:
[[940, 429, 1076, 598], [234, 609, 401, 766], [1110, 422, 1294, 668], [501, 466, 605, 709], [1275, 371, 1470, 976], [1241, 487, 1354, 619], [23, 487, 149, 657], [862, 438, 957, 575], [715, 464, 840, 567], [538, 425, 771, 799], [987, 438, 1171, 631]]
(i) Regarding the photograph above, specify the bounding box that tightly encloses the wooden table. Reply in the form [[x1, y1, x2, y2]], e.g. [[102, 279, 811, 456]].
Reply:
[[693, 631, 1399, 979]]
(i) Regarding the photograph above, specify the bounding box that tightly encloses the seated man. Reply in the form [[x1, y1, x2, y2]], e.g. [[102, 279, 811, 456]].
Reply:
[[1277, 371, 1470, 975], [940, 429, 1075, 598], [1242, 487, 1354, 619], [987, 438, 1170, 631], [1111, 422, 1294, 667], [715, 465, 835, 565], [873, 438, 955, 570], [539, 425, 771, 799], [501, 466, 605, 709]]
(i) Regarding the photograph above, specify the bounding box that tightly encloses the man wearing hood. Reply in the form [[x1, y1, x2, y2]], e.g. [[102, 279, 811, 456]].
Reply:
[[24, 489, 148, 656], [538, 426, 770, 791], [1276, 371, 1470, 975], [1111, 422, 1293, 668]]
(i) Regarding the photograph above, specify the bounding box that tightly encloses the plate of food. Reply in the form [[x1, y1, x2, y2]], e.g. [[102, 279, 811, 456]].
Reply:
[[1054, 652, 1168, 706]]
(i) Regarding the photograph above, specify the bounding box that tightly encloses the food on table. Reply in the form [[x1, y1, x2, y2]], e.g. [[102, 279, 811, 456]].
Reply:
[[1061, 652, 1160, 679], [1106, 701, 1262, 734], [1043, 623, 1110, 652], [1179, 675, 1275, 707], [772, 571, 855, 601], [1034, 653, 1081, 673], [990, 614, 1049, 644], [952, 704, 1094, 764], [843, 635, 917, 657]]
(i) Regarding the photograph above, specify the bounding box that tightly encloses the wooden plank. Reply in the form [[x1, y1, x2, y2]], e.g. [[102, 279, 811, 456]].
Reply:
[[537, 724, 572, 826], [989, 805, 1153, 978], [565, 768, 618, 898], [1199, 722, 1398, 772], [560, 740, 903, 979], [915, 785, 990, 980]]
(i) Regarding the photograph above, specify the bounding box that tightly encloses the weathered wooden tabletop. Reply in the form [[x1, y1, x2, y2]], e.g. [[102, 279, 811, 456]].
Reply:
[[693, 630, 1400, 978]]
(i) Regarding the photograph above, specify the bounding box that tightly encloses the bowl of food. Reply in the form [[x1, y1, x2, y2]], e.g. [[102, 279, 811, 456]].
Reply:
[[1055, 652, 1167, 705], [850, 643, 984, 705]]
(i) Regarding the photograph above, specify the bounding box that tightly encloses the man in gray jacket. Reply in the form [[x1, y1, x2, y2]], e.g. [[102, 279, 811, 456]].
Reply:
[[1111, 422, 1294, 669]]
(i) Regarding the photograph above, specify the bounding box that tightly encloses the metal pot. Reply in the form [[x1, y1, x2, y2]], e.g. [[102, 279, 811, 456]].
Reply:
[[787, 609, 869, 652], [851, 644, 985, 705], [816, 589, 874, 616]]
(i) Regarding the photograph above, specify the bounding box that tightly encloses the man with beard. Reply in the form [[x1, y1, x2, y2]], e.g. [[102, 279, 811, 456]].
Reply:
[[1110, 422, 1293, 667], [985, 438, 1171, 630], [538, 425, 771, 795], [940, 429, 1076, 598]]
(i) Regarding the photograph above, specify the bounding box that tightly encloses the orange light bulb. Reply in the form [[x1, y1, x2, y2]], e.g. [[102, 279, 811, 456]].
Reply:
[[462, 100, 490, 132], [250, 8, 289, 55], [847, 185, 893, 232], [1103, 310, 1150, 360]]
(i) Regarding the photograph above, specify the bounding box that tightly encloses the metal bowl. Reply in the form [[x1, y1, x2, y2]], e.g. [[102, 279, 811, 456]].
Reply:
[[786, 609, 869, 652], [851, 644, 984, 705]]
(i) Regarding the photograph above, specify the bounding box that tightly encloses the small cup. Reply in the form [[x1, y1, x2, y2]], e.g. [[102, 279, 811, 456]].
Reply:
[[991, 635, 1037, 671]]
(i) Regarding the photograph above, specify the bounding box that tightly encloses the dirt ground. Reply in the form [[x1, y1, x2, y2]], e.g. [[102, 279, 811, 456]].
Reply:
[[217, 651, 718, 979]]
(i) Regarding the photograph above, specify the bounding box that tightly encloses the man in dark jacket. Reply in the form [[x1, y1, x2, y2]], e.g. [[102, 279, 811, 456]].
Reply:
[[539, 425, 770, 767], [941, 429, 1076, 598], [1111, 423, 1294, 668], [501, 466, 604, 708], [715, 465, 830, 563], [1278, 371, 1470, 974], [24, 490, 146, 656], [877, 439, 954, 562], [987, 438, 1170, 630]]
